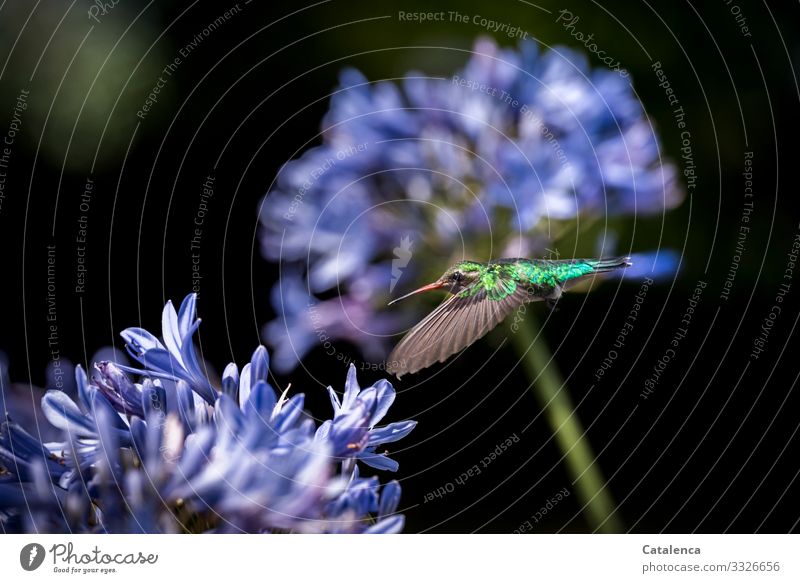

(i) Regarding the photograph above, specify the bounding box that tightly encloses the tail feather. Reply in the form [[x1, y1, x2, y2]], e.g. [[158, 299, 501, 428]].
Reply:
[[554, 256, 632, 290], [587, 256, 632, 273]]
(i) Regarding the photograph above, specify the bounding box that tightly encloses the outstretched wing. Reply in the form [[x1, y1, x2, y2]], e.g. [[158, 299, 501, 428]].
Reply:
[[387, 281, 538, 378]]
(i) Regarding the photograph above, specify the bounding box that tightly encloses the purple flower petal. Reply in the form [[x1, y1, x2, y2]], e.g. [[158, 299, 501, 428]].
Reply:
[[367, 420, 417, 446], [378, 480, 402, 518], [245, 380, 277, 422], [364, 514, 404, 534], [120, 327, 164, 355], [356, 449, 399, 472], [41, 391, 96, 436], [177, 293, 198, 338]]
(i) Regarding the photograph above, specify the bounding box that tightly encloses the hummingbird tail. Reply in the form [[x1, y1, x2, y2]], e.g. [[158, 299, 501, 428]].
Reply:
[[587, 256, 632, 273]]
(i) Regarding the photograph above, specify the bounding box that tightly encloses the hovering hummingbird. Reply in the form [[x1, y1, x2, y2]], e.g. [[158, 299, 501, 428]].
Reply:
[[386, 256, 631, 378]]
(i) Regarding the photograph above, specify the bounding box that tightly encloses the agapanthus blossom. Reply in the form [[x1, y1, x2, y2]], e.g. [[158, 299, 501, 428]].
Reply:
[[0, 294, 413, 533], [259, 36, 682, 372]]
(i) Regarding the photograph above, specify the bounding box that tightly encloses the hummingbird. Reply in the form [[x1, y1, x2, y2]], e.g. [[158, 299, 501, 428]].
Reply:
[[386, 256, 631, 378]]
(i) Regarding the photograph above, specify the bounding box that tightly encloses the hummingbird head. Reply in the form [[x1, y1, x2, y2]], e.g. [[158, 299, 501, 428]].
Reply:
[[388, 261, 482, 305], [439, 261, 483, 293]]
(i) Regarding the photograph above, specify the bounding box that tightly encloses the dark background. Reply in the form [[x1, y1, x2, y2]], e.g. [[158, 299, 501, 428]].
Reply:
[[1, 0, 799, 532]]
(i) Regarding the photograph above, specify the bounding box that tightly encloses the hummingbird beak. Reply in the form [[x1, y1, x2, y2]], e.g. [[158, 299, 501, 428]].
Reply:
[[388, 281, 445, 305]]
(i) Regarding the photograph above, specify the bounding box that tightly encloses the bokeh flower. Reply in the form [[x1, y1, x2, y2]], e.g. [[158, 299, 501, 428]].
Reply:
[[0, 295, 414, 533], [259, 36, 682, 372]]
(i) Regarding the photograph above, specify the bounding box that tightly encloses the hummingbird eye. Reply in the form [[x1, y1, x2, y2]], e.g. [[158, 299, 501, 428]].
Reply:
[[452, 271, 464, 283]]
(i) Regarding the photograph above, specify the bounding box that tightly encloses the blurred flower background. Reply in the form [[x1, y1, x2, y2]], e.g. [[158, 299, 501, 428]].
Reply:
[[260, 36, 682, 372]]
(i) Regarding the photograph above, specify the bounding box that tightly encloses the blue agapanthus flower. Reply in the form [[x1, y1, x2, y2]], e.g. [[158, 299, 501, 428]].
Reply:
[[0, 294, 414, 534], [317, 364, 416, 472], [259, 36, 683, 372]]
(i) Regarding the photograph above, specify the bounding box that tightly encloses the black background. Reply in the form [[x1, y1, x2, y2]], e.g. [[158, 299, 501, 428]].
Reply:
[[0, 0, 799, 533]]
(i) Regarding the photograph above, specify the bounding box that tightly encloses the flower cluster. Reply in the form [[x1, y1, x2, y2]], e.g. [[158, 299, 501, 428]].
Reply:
[[259, 36, 683, 372], [0, 295, 415, 533]]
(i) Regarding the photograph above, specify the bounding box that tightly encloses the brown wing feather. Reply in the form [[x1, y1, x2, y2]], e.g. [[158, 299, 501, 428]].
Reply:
[[387, 283, 539, 378]]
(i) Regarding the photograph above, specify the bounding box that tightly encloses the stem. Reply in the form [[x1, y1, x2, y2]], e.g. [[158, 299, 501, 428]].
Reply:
[[510, 312, 622, 533]]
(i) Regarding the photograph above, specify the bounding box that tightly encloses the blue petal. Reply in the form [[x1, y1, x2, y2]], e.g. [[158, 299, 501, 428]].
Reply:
[[326, 385, 342, 415], [141, 414, 165, 467], [192, 392, 209, 425], [367, 379, 395, 427], [274, 394, 305, 433], [221, 363, 239, 400], [0, 445, 22, 480], [367, 420, 417, 446], [141, 380, 166, 420], [341, 364, 360, 411], [0, 422, 66, 482], [75, 365, 93, 413], [89, 390, 128, 433], [174, 380, 196, 432], [327, 405, 370, 455], [354, 388, 377, 424], [249, 346, 270, 385], [93, 405, 122, 479], [171, 428, 216, 489], [177, 294, 198, 338], [65, 478, 90, 526], [41, 391, 96, 436], [314, 420, 332, 443], [245, 380, 277, 421], [0, 483, 29, 508], [238, 364, 252, 406], [214, 393, 246, 436], [129, 417, 148, 462], [0, 421, 47, 461], [115, 363, 180, 384], [135, 348, 184, 379], [378, 480, 401, 518], [178, 321, 215, 403], [120, 327, 164, 355], [356, 449, 399, 472], [161, 300, 184, 366], [328, 475, 379, 517], [364, 515, 404, 533], [125, 470, 157, 533]]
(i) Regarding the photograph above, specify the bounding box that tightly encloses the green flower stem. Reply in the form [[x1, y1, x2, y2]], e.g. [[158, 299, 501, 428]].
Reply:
[[510, 312, 622, 533]]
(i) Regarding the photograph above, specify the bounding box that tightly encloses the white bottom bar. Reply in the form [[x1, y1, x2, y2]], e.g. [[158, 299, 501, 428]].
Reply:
[[2, 534, 796, 582]]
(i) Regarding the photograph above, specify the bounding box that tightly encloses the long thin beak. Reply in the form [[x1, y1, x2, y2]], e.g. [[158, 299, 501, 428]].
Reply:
[[388, 281, 444, 305]]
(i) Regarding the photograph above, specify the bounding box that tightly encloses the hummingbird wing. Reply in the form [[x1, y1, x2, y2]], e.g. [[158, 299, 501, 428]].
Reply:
[[387, 280, 537, 378]]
